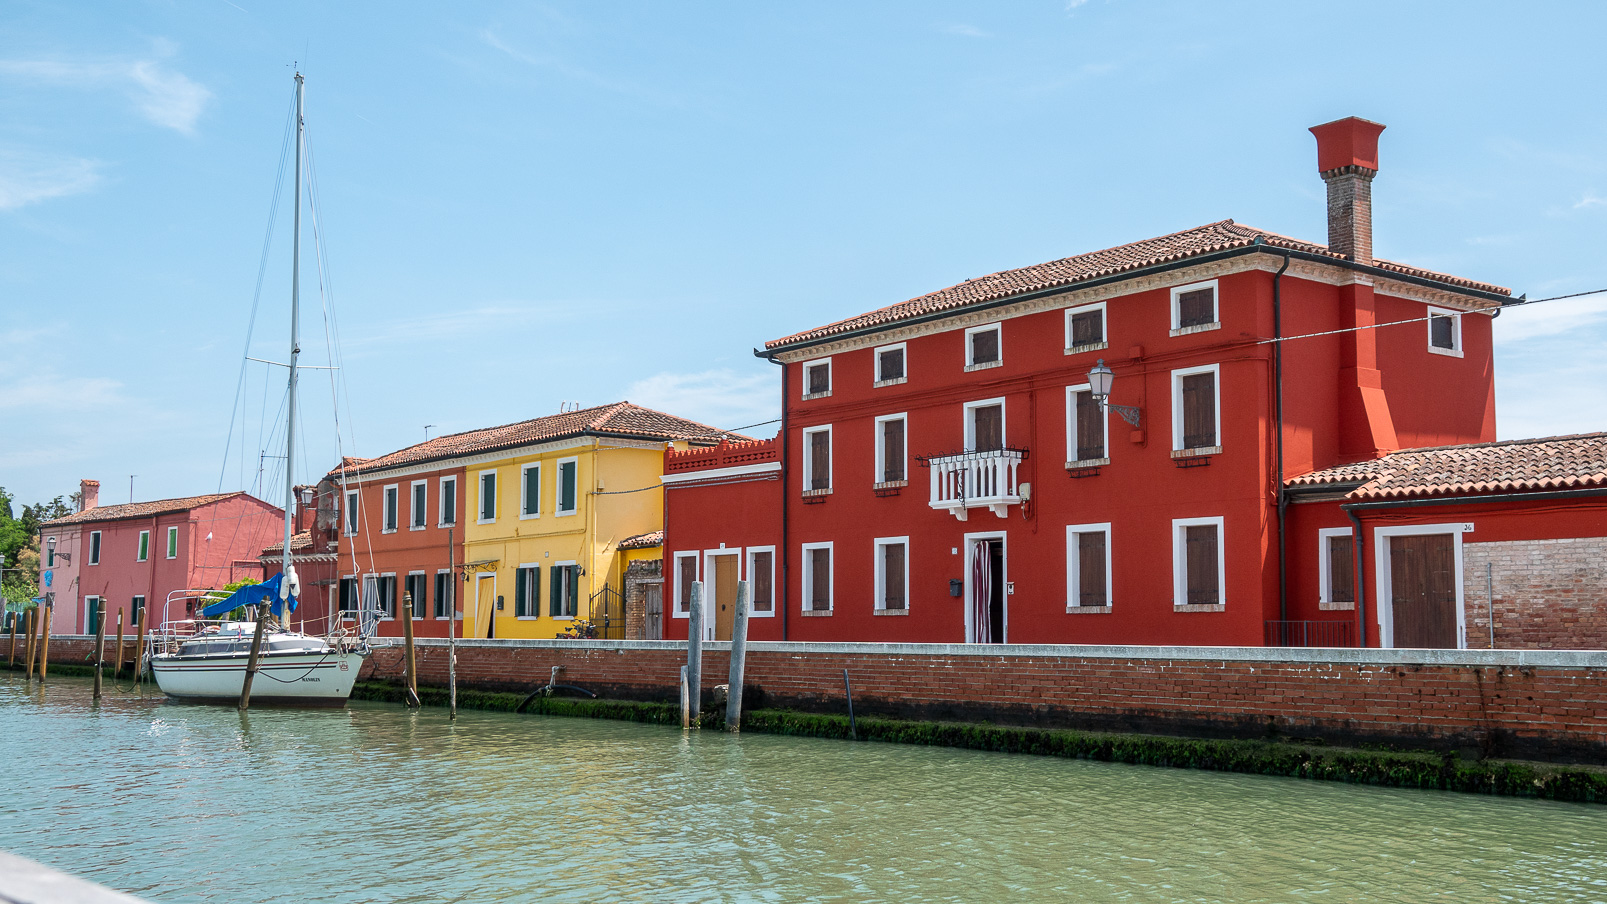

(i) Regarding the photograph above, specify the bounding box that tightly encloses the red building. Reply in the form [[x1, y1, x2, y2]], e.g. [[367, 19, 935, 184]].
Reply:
[[258, 482, 343, 635], [42, 483, 284, 635], [664, 117, 1549, 648]]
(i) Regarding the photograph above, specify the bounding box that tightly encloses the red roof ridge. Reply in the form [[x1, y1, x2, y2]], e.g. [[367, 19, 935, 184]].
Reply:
[[42, 491, 259, 526]]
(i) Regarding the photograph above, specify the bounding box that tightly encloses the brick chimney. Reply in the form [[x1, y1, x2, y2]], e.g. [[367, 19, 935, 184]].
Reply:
[[79, 479, 100, 513], [1310, 117, 1386, 265]]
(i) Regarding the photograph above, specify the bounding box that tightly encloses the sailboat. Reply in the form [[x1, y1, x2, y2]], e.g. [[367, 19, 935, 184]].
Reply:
[[150, 73, 370, 704]]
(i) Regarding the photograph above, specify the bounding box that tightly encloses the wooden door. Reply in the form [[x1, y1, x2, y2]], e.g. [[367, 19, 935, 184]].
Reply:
[[645, 584, 663, 640], [1389, 534, 1458, 648], [476, 575, 496, 640], [713, 555, 738, 641]]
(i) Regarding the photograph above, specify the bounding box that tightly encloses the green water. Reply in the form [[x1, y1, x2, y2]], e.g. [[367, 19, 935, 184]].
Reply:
[[3, 674, 1606, 903]]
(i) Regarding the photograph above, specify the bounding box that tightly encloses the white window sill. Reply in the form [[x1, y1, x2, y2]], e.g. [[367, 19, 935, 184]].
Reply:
[[1065, 458, 1110, 469], [1066, 605, 1112, 614], [381, 529, 397, 535], [1170, 322, 1221, 337], [409, 525, 427, 532], [1064, 341, 1109, 356], [555, 509, 578, 518], [516, 616, 540, 620], [519, 513, 541, 520], [801, 390, 832, 401], [1427, 345, 1463, 358], [1171, 445, 1223, 459], [1173, 603, 1225, 612], [800, 609, 833, 617], [873, 377, 907, 388], [873, 608, 909, 616], [873, 480, 908, 490], [477, 518, 496, 525], [964, 360, 1003, 373], [551, 615, 576, 621], [1319, 600, 1357, 611], [749, 609, 776, 617], [166, 555, 178, 560], [437, 522, 456, 529], [802, 488, 833, 498]]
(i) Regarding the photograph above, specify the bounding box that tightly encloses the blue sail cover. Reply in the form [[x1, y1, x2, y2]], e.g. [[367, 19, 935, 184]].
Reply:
[[200, 572, 299, 619]]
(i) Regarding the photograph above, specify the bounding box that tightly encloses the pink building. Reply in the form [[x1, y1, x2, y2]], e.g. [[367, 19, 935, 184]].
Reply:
[[42, 485, 284, 635]]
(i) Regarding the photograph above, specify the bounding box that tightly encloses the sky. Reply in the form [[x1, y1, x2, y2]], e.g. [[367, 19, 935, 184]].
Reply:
[[2, 1, 1605, 508]]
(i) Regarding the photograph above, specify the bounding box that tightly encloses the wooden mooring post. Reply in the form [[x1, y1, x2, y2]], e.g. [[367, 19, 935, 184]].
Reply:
[[131, 607, 147, 688], [7, 610, 16, 667], [23, 609, 37, 680], [92, 601, 107, 700], [238, 605, 267, 711], [112, 612, 125, 679], [37, 604, 52, 681], [447, 527, 457, 721], [686, 581, 704, 728], [679, 665, 690, 729], [726, 580, 750, 733], [401, 592, 421, 708]]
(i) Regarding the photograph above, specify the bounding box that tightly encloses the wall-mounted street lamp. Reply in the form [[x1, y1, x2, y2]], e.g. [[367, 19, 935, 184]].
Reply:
[[1088, 359, 1143, 428]]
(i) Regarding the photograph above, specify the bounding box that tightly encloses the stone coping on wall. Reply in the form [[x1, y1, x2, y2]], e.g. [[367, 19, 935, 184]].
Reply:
[[43, 635, 1607, 668]]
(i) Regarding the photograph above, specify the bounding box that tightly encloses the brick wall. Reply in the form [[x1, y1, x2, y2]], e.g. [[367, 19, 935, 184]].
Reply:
[[32, 634, 1607, 764], [623, 559, 662, 640], [1463, 538, 1607, 650]]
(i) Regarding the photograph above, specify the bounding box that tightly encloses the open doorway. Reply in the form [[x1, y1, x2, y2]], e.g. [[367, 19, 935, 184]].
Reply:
[[965, 533, 1007, 643]]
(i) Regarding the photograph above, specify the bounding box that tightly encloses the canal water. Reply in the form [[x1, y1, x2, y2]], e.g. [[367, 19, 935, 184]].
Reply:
[[3, 674, 1605, 903]]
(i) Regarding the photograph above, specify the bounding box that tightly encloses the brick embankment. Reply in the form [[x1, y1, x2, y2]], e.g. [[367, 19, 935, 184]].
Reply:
[[25, 634, 1607, 764]]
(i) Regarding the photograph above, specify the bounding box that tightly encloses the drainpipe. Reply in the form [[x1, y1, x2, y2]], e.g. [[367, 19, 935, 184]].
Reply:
[[765, 352, 790, 641], [1268, 246, 1291, 622]]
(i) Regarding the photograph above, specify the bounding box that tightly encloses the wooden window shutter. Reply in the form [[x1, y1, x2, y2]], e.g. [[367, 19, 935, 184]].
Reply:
[[883, 543, 906, 609], [810, 431, 830, 490], [1075, 390, 1104, 461], [972, 404, 1003, 452], [679, 557, 696, 611], [1185, 525, 1219, 605], [752, 552, 773, 611], [1182, 372, 1216, 449], [1177, 288, 1215, 327], [971, 328, 999, 364], [1071, 309, 1102, 346], [807, 363, 829, 395], [879, 348, 904, 381], [883, 419, 905, 482], [1328, 535, 1355, 603], [810, 548, 830, 610], [1430, 315, 1455, 349], [1078, 532, 1107, 606]]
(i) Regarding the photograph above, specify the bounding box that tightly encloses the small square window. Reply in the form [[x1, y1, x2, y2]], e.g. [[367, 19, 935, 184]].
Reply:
[[1065, 303, 1106, 351], [875, 343, 907, 385], [1170, 280, 1220, 333], [803, 359, 832, 398], [1427, 307, 1462, 356], [965, 324, 1002, 369]]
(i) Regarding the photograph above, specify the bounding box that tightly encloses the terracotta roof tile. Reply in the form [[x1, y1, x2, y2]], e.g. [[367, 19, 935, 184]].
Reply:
[[43, 492, 258, 526], [1287, 433, 1607, 501], [619, 529, 664, 550], [332, 402, 746, 478], [261, 530, 313, 555], [765, 220, 1510, 350]]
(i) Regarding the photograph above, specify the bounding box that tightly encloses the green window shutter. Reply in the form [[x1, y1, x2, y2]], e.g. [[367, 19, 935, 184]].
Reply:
[[515, 568, 527, 616], [550, 566, 561, 617], [525, 466, 540, 515], [560, 462, 576, 512]]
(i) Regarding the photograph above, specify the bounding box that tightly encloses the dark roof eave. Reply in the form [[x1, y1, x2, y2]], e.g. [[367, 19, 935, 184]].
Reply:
[[757, 245, 1514, 358], [334, 429, 736, 480]]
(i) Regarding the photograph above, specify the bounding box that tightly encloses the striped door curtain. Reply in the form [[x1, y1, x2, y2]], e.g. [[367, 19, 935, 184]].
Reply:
[[972, 540, 992, 644]]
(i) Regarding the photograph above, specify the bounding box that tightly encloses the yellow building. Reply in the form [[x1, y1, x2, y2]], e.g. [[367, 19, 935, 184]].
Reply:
[[460, 402, 734, 639]]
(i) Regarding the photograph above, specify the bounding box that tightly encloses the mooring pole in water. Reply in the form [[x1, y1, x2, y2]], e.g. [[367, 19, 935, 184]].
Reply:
[[37, 605, 51, 681], [112, 611, 125, 679], [726, 581, 750, 733], [132, 607, 147, 688], [447, 527, 458, 721], [92, 601, 107, 700], [686, 581, 704, 728], [679, 665, 690, 729], [6, 610, 15, 667], [401, 592, 421, 708], [843, 669, 857, 741], [239, 606, 267, 711], [22, 610, 36, 680]]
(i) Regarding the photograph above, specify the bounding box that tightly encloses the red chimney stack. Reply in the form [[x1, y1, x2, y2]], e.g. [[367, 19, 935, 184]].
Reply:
[[1310, 117, 1386, 265]]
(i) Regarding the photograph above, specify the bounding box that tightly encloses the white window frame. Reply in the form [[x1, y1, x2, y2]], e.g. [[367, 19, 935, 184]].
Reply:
[[963, 323, 1003, 371], [344, 490, 360, 536], [382, 483, 400, 534], [1171, 363, 1222, 453], [83, 595, 101, 630], [165, 525, 179, 559], [802, 425, 832, 493], [136, 530, 150, 562], [551, 560, 579, 619], [405, 570, 428, 619], [514, 562, 541, 619], [434, 568, 454, 620], [477, 469, 498, 524], [89, 530, 101, 565], [409, 480, 428, 530], [873, 413, 908, 485], [438, 476, 457, 528], [1063, 301, 1108, 353], [801, 541, 834, 614], [801, 356, 833, 399], [555, 456, 580, 517], [378, 571, 398, 621], [46, 536, 56, 567], [963, 397, 1007, 452], [873, 536, 910, 613], [1066, 522, 1113, 611], [340, 573, 360, 620], [1172, 516, 1226, 610], [1373, 523, 1469, 650], [1169, 278, 1220, 334], [1426, 306, 1463, 357], [520, 462, 542, 520], [672, 551, 699, 618], [745, 545, 776, 617], [1318, 526, 1357, 610], [873, 342, 908, 387], [1065, 383, 1109, 467]]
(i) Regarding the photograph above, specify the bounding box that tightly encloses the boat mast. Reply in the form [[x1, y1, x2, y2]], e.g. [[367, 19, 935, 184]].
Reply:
[[282, 71, 304, 622]]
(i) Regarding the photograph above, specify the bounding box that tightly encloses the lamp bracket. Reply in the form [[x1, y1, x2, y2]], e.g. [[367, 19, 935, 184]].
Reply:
[[1102, 400, 1143, 429]]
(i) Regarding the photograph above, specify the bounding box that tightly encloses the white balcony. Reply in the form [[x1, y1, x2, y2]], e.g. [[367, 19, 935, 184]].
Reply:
[[925, 448, 1026, 521]]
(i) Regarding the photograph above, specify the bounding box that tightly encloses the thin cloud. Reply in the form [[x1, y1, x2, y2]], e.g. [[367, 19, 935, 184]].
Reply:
[[479, 28, 687, 110], [0, 150, 102, 210], [1574, 193, 1607, 210], [0, 54, 211, 134], [939, 24, 990, 38], [1495, 296, 1607, 344], [623, 369, 778, 435]]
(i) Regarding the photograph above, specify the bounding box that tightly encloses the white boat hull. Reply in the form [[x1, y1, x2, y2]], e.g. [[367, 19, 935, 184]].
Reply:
[[152, 649, 368, 704]]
